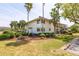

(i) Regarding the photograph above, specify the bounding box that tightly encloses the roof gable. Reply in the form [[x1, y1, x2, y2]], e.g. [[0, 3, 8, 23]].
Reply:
[[26, 16, 51, 24]]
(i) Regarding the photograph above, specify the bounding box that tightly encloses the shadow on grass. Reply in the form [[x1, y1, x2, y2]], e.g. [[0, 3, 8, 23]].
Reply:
[[6, 41, 30, 47]]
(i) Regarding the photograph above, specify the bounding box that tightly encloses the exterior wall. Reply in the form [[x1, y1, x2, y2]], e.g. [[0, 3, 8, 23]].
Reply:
[[26, 20, 54, 34]]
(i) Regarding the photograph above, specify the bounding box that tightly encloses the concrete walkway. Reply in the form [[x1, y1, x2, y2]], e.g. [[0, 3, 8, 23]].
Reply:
[[61, 38, 79, 55]]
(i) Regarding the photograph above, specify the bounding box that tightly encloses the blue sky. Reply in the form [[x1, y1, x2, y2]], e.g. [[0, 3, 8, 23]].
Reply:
[[0, 3, 74, 27]]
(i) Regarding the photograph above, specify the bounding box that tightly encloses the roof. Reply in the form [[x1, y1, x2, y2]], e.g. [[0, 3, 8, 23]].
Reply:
[[25, 16, 67, 28], [26, 16, 51, 24]]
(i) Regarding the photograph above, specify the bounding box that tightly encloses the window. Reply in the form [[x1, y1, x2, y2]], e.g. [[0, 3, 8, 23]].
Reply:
[[37, 20, 40, 24], [29, 27, 32, 29], [41, 28, 45, 32], [41, 20, 45, 24], [49, 28, 51, 31], [49, 21, 51, 24], [37, 28, 40, 32]]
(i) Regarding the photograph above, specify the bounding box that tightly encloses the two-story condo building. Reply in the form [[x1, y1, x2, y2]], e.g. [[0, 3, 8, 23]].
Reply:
[[26, 16, 54, 34]]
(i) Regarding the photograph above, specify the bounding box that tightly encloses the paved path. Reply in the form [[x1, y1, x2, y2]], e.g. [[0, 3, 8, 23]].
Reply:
[[61, 38, 79, 55]]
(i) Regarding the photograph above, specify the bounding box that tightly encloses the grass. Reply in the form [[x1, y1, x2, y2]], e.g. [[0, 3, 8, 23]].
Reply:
[[73, 33, 79, 36], [0, 38, 74, 56], [0, 31, 3, 34]]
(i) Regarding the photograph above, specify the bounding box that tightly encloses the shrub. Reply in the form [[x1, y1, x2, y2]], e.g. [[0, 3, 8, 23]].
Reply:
[[67, 32, 72, 35], [55, 34, 74, 42], [15, 31, 28, 37], [22, 32, 28, 36], [3, 30, 15, 38], [3, 30, 28, 38], [49, 32, 55, 37], [3, 30, 9, 34], [38, 32, 55, 37], [69, 24, 79, 33], [45, 33, 49, 37], [9, 33, 15, 38], [44, 32, 55, 37], [39, 33, 46, 37], [15, 32, 22, 37], [60, 29, 72, 35], [33, 33, 39, 36], [27, 33, 33, 36], [0, 34, 10, 40]]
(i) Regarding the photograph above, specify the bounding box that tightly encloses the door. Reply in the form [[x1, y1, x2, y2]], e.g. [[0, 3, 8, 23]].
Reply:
[[29, 27, 33, 33]]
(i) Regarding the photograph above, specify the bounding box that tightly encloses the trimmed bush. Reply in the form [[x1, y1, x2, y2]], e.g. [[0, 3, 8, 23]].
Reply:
[[39, 33, 46, 37], [38, 32, 55, 37], [2, 30, 28, 39], [15, 32, 22, 37], [3, 30, 15, 38], [0, 34, 10, 40]]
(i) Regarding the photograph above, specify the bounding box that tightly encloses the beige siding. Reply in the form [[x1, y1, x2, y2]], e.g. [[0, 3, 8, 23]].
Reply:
[[26, 20, 54, 34]]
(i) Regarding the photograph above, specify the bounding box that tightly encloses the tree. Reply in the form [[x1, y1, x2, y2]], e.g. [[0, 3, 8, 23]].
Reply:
[[24, 3, 33, 21], [69, 24, 79, 33], [50, 3, 60, 33], [10, 20, 26, 38], [24, 3, 33, 34], [42, 3, 45, 17], [42, 3, 45, 33], [61, 3, 79, 24], [19, 20, 26, 31], [54, 3, 61, 33], [10, 21, 18, 31]]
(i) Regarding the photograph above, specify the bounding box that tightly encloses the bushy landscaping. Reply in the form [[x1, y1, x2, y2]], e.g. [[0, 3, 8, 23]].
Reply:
[[69, 24, 79, 33], [0, 30, 76, 43], [55, 34, 74, 42], [0, 30, 56, 40], [0, 30, 28, 40], [0, 30, 15, 40], [36, 32, 55, 37], [0, 34, 11, 40]]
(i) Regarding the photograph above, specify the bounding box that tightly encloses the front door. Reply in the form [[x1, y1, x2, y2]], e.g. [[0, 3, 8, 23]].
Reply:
[[29, 27, 32, 33]]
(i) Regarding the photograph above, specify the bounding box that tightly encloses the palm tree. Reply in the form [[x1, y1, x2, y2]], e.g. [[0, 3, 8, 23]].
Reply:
[[24, 3, 33, 22], [24, 3, 33, 34], [19, 20, 26, 31], [41, 3, 45, 33], [42, 3, 45, 17], [10, 21, 18, 31]]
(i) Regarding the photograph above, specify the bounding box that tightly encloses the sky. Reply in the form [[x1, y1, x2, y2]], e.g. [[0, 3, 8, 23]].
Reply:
[[0, 3, 74, 27]]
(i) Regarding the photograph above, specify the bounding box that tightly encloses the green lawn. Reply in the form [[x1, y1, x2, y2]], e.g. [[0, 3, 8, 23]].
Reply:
[[0, 39, 74, 56]]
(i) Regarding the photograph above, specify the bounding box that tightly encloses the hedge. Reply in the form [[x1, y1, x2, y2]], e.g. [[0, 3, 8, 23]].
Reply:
[[38, 32, 55, 37], [0, 34, 10, 40], [3, 30, 15, 38]]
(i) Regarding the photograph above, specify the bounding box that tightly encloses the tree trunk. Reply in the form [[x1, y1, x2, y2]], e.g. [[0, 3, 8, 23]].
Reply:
[[27, 11, 29, 35], [42, 3, 45, 17], [42, 3, 45, 33], [53, 24, 57, 34]]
